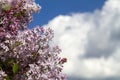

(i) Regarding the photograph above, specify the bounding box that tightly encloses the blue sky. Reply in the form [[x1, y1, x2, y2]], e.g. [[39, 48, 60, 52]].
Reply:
[[29, 0, 105, 28]]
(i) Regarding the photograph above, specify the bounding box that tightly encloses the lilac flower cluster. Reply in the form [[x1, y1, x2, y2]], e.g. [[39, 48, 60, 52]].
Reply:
[[0, 0, 40, 41], [0, 0, 67, 80]]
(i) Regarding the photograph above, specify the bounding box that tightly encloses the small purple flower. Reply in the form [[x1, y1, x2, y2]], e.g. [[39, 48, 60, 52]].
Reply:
[[0, 0, 67, 80]]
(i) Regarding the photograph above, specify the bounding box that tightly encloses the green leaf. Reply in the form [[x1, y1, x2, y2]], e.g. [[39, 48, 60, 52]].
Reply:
[[6, 75, 10, 80], [14, 12, 22, 17], [15, 41, 22, 46], [12, 63, 19, 74], [2, 5, 11, 11], [0, 66, 2, 70]]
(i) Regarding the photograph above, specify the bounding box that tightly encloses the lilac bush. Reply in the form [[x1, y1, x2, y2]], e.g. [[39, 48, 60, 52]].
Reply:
[[0, 0, 67, 80]]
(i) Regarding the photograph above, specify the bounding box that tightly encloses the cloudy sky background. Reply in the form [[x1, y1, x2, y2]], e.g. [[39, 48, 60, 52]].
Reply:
[[31, 0, 120, 80]]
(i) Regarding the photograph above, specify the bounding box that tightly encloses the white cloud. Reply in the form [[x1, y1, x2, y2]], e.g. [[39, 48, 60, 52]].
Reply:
[[44, 0, 120, 79]]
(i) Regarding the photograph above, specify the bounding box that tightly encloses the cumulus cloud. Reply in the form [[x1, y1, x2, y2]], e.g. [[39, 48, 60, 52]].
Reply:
[[44, 0, 120, 79]]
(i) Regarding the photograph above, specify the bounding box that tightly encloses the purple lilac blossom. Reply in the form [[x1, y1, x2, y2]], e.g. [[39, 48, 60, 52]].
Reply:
[[0, 0, 67, 80]]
